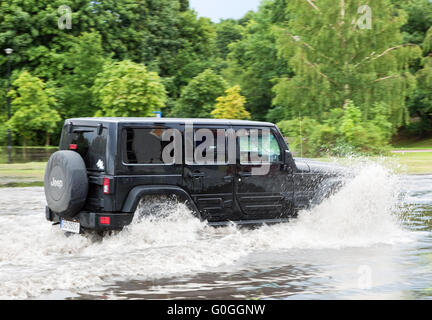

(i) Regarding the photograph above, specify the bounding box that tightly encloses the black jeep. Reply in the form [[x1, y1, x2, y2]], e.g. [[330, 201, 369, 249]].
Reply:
[[44, 118, 344, 234]]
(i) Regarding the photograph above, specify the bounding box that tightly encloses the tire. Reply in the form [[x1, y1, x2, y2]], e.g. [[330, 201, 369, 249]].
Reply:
[[44, 150, 88, 218]]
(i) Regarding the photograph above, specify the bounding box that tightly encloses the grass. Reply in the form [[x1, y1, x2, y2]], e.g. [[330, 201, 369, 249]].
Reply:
[[389, 136, 432, 174], [0, 162, 46, 176], [313, 152, 432, 175], [389, 152, 432, 175], [392, 136, 432, 150], [308, 137, 432, 174], [0, 162, 46, 187]]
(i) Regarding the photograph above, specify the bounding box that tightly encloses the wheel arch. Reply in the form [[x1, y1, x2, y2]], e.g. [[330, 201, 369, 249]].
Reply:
[[121, 185, 201, 219]]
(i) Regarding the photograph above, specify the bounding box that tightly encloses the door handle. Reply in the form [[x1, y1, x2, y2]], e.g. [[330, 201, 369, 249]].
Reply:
[[191, 172, 205, 178], [238, 172, 252, 177]]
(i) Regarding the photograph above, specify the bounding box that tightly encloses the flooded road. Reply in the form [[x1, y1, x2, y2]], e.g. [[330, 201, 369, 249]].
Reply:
[[0, 164, 432, 299]]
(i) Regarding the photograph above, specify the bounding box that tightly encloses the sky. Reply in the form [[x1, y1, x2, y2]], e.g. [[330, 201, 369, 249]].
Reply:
[[189, 0, 262, 22]]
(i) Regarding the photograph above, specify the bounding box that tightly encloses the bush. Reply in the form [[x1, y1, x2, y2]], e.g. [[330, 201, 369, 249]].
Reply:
[[277, 101, 393, 157]]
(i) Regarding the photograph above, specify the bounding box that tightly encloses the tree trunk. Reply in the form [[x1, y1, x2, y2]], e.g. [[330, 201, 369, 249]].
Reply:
[[23, 138, 27, 161], [45, 132, 50, 147]]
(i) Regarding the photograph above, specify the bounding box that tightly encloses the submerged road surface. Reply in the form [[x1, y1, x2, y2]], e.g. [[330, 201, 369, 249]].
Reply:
[[0, 164, 431, 299]]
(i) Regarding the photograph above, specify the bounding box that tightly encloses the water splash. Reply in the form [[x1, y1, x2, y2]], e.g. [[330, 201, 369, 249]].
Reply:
[[249, 163, 410, 250], [0, 162, 414, 299]]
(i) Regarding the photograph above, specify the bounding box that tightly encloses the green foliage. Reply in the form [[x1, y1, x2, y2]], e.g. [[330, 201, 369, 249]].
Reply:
[[211, 85, 251, 120], [0, 1, 217, 101], [6, 71, 60, 146], [0, 0, 431, 150], [57, 31, 109, 119], [86, 0, 184, 74], [92, 60, 167, 117], [225, 1, 290, 120], [404, 25, 432, 135], [272, 0, 422, 130], [398, 0, 432, 45], [215, 19, 243, 59], [0, 0, 109, 82], [170, 69, 229, 118], [168, 11, 218, 100], [278, 101, 393, 156]]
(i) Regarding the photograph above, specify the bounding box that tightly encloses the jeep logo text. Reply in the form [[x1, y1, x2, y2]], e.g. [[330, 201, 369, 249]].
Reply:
[[50, 177, 63, 189]]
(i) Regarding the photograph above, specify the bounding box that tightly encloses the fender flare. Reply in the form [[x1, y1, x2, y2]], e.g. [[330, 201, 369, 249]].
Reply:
[[121, 185, 201, 219]]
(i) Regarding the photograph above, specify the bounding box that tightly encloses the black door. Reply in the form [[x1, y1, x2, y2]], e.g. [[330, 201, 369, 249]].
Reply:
[[233, 126, 294, 220], [183, 125, 236, 222]]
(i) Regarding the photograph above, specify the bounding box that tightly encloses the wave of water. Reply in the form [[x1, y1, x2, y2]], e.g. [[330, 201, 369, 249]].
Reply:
[[0, 163, 414, 299]]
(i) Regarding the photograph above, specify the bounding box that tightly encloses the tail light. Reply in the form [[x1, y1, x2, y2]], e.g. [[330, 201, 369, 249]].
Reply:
[[69, 144, 77, 150], [100, 216, 110, 225], [103, 177, 111, 194]]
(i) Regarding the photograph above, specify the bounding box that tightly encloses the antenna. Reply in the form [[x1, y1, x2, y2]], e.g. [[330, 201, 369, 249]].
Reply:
[[299, 112, 303, 158]]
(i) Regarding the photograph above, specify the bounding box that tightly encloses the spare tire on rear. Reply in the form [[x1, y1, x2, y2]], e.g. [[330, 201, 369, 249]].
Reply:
[[44, 150, 88, 218]]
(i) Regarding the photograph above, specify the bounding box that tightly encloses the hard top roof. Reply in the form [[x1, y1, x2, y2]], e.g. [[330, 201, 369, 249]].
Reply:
[[66, 117, 276, 127]]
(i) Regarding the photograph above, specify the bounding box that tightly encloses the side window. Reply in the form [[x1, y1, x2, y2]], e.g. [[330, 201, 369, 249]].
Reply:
[[122, 128, 170, 164], [267, 133, 282, 162], [238, 129, 282, 164], [194, 128, 227, 164]]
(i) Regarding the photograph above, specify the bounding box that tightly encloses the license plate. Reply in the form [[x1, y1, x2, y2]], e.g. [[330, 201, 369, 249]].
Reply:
[[60, 219, 80, 234]]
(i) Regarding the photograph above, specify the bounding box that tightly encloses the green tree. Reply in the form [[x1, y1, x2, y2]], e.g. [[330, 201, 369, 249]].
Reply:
[[395, 0, 432, 45], [0, 1, 216, 107], [7, 71, 60, 146], [92, 60, 167, 117], [211, 85, 251, 120], [410, 26, 432, 134], [272, 0, 422, 131], [179, 0, 189, 12], [225, 0, 290, 120], [392, 0, 432, 135], [170, 69, 229, 118], [168, 11, 218, 99], [57, 32, 109, 119], [215, 19, 243, 59], [91, 0, 182, 72]]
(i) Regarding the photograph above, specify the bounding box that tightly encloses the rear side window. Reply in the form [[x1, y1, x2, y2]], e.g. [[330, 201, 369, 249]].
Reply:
[[60, 126, 107, 171], [122, 128, 172, 164], [194, 128, 228, 164]]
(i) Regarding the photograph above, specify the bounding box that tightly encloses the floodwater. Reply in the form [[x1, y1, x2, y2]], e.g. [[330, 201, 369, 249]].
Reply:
[[0, 163, 432, 300]]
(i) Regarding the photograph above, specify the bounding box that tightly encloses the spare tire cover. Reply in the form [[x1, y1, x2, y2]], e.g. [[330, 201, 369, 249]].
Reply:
[[44, 150, 88, 218]]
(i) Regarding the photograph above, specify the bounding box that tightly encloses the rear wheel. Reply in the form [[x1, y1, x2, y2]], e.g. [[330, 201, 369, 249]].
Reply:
[[135, 195, 181, 222]]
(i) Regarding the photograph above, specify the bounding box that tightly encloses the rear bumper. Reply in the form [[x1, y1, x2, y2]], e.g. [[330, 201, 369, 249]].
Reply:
[[46, 206, 134, 231]]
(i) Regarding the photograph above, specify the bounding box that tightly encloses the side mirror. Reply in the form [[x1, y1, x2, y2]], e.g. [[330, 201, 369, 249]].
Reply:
[[284, 150, 296, 171], [284, 150, 292, 163]]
